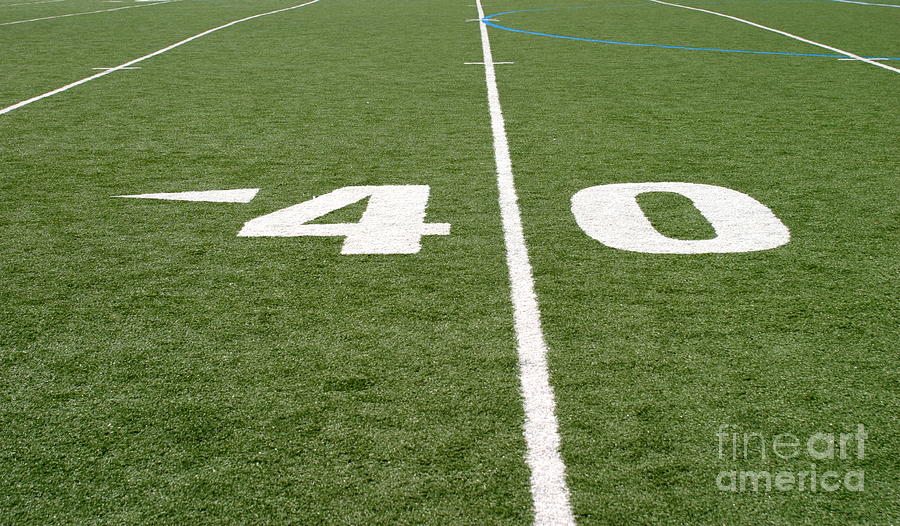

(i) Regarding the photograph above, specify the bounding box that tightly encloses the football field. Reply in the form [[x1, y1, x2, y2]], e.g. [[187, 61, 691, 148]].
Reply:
[[0, 0, 897, 523]]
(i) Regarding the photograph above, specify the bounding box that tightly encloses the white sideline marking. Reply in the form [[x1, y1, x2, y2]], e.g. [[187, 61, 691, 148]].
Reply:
[[831, 0, 900, 6], [0, 0, 69, 8], [474, 1, 576, 525], [465, 61, 514, 65], [114, 189, 259, 203], [0, 0, 321, 115], [0, 0, 175, 27], [838, 57, 891, 61], [92, 66, 141, 70], [650, 0, 900, 74]]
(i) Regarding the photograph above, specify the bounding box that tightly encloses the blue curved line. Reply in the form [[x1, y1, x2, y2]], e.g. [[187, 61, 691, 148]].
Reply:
[[483, 7, 900, 60]]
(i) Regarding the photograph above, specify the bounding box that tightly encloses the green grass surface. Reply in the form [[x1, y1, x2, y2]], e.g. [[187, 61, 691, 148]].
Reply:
[[1, 0, 897, 524]]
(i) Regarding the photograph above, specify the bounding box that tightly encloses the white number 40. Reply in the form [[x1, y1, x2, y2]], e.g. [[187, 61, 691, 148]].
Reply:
[[237, 182, 789, 255]]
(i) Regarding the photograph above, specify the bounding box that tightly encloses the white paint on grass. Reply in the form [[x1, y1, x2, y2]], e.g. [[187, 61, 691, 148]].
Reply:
[[238, 185, 450, 255], [114, 188, 259, 203], [0, 0, 321, 115], [92, 66, 141, 70], [831, 0, 900, 7], [571, 182, 790, 254], [0, 0, 175, 27], [650, 0, 900, 74], [474, 0, 576, 524], [0, 0, 69, 8], [465, 61, 514, 65]]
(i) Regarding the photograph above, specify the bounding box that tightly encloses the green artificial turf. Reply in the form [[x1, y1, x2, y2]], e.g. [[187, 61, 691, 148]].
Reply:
[[1, 0, 897, 524]]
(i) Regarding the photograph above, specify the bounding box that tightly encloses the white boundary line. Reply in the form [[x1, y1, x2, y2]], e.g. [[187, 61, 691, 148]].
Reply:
[[0, 0, 321, 115], [0, 0, 175, 26], [831, 0, 900, 7], [0, 0, 69, 8], [650, 0, 900, 74], [474, 1, 576, 525]]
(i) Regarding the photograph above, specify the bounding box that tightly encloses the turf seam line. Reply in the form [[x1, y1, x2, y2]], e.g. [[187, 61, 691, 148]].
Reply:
[[650, 0, 900, 73], [474, 1, 576, 524], [0, 0, 177, 27], [0, 0, 321, 115]]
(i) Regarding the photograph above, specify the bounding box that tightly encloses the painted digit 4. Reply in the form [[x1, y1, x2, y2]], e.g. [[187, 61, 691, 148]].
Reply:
[[238, 185, 451, 254]]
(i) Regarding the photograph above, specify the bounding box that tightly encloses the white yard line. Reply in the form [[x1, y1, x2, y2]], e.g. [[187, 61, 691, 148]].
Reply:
[[650, 0, 900, 74], [474, 1, 576, 525], [0, 0, 321, 115], [0, 0, 176, 26]]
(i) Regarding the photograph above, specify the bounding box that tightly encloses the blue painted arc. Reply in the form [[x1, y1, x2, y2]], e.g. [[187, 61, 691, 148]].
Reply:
[[482, 6, 900, 60]]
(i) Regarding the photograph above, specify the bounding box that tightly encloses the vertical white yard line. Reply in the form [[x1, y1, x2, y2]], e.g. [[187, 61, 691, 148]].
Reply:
[[474, 1, 576, 525], [650, 0, 900, 74], [0, 0, 176, 27], [0, 0, 321, 115]]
